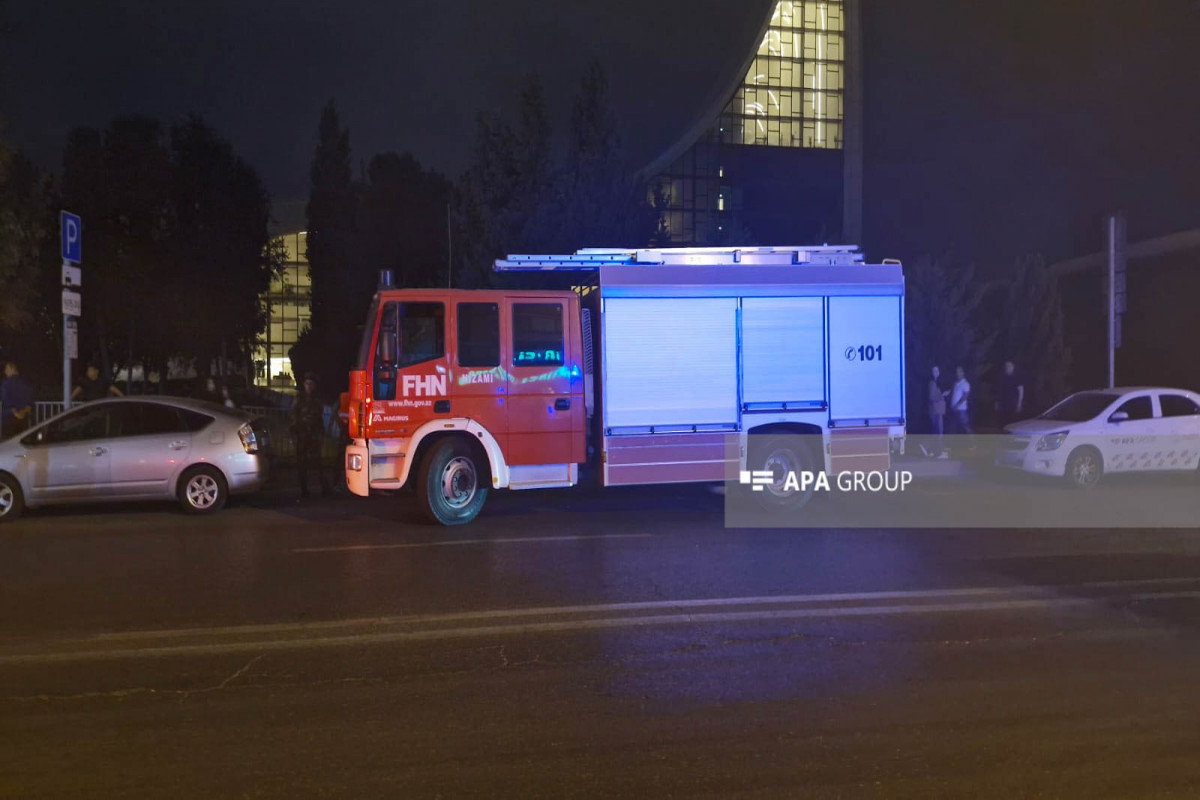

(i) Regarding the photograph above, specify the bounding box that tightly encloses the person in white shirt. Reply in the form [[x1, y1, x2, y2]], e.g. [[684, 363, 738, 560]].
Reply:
[[950, 365, 972, 434]]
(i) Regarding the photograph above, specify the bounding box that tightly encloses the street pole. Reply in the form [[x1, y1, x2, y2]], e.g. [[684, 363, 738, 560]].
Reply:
[[1107, 215, 1115, 389], [63, 306, 71, 407]]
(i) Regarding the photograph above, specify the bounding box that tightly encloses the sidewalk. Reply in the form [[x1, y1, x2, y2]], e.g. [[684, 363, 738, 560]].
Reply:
[[893, 451, 973, 479]]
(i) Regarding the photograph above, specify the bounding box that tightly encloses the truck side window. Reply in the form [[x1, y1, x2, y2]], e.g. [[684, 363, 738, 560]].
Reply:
[[458, 303, 499, 367], [374, 302, 399, 400], [512, 303, 564, 367], [398, 302, 445, 368]]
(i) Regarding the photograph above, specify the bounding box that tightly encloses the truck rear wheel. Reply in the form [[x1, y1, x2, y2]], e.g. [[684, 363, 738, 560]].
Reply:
[[416, 438, 488, 526], [747, 434, 818, 512]]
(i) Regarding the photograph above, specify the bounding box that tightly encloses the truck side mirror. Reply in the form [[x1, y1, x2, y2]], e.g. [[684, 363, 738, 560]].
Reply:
[[379, 333, 396, 365]]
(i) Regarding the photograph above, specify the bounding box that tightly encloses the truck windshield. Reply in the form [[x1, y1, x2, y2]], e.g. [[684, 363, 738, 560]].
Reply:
[[1039, 391, 1118, 422], [355, 297, 380, 370]]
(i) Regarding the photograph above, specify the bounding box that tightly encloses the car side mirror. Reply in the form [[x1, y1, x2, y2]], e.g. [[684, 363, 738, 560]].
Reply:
[[1108, 411, 1129, 423]]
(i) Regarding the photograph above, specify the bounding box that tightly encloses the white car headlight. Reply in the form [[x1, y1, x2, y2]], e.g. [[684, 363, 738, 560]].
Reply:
[[1036, 431, 1069, 451]]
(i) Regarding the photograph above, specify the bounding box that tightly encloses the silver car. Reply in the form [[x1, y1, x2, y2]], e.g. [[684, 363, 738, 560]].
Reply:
[[0, 397, 269, 521]]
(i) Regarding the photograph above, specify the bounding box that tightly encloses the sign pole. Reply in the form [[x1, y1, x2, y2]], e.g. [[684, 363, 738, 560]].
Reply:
[[60, 211, 83, 408], [63, 310, 71, 407]]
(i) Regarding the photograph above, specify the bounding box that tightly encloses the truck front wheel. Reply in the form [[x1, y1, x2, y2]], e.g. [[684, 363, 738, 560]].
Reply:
[[416, 439, 488, 525]]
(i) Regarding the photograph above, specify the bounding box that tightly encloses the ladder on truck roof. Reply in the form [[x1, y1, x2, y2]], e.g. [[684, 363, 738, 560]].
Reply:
[[493, 245, 865, 271]]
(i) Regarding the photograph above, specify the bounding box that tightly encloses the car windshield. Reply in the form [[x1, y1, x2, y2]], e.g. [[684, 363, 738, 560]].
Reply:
[[1039, 391, 1119, 422]]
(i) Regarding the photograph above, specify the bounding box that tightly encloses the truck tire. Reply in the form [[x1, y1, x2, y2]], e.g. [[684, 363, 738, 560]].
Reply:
[[747, 434, 818, 512], [416, 438, 488, 526], [1064, 446, 1102, 490]]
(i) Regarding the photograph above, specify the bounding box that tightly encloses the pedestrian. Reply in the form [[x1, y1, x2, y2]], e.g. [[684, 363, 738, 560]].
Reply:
[[993, 360, 1025, 429], [922, 365, 948, 458], [950, 365, 972, 436], [220, 384, 237, 409], [0, 361, 34, 440], [291, 372, 331, 498], [71, 363, 124, 403]]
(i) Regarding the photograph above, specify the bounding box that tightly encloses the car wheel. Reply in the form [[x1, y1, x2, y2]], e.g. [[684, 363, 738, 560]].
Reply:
[[746, 434, 818, 511], [0, 472, 24, 523], [416, 439, 488, 526], [178, 465, 228, 514], [1064, 447, 1102, 490]]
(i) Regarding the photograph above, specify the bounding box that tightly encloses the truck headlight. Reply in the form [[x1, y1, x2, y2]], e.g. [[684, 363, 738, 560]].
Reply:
[[1036, 431, 1068, 451], [347, 453, 363, 472]]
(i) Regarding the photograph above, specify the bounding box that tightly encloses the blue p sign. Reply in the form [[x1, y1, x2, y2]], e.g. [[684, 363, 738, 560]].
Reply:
[[61, 210, 82, 264]]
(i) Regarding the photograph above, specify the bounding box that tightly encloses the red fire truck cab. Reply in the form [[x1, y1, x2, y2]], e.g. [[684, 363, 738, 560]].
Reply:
[[344, 246, 906, 525]]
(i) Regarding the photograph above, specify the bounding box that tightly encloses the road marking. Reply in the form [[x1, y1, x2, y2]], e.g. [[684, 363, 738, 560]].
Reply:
[[0, 597, 1130, 665], [57, 576, 1200, 643], [1131, 590, 1200, 601], [2, 577, 1198, 666], [292, 532, 654, 553]]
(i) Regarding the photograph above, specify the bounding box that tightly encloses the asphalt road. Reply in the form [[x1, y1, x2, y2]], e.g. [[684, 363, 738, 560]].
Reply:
[[2, 474, 1200, 798]]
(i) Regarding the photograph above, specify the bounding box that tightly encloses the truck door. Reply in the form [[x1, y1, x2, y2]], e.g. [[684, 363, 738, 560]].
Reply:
[[826, 295, 905, 426], [453, 300, 507, 451], [504, 299, 578, 467], [370, 300, 449, 438]]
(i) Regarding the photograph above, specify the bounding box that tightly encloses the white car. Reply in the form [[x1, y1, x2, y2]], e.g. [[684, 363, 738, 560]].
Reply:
[[996, 387, 1200, 488], [0, 397, 270, 522]]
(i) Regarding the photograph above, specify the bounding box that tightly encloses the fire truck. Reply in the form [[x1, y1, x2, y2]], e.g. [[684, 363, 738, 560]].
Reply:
[[343, 245, 906, 525]]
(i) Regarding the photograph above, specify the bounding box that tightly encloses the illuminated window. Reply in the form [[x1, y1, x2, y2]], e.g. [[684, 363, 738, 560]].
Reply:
[[719, 1, 845, 150], [512, 304, 564, 367]]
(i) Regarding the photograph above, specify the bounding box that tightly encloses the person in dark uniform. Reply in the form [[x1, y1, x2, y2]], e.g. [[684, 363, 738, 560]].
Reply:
[[1, 361, 34, 440], [71, 364, 124, 403], [291, 372, 331, 498], [994, 360, 1025, 429]]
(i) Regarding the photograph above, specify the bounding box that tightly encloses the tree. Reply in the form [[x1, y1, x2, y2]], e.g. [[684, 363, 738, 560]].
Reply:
[[904, 254, 996, 427], [360, 151, 451, 292], [293, 100, 358, 397], [168, 116, 281, 382], [451, 74, 555, 289], [995, 254, 1072, 414], [0, 142, 48, 335], [546, 59, 661, 253], [451, 64, 662, 292], [58, 116, 280, 392], [59, 117, 173, 385]]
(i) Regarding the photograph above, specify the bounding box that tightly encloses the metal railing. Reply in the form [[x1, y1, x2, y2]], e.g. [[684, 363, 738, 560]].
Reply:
[[35, 401, 73, 424]]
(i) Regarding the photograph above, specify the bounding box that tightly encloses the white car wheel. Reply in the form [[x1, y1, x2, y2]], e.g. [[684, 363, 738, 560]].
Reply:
[[0, 473, 24, 523], [178, 466, 228, 514]]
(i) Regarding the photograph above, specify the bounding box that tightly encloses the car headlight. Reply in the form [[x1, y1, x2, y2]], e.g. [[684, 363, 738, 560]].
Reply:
[[1036, 431, 1069, 451], [238, 423, 259, 454]]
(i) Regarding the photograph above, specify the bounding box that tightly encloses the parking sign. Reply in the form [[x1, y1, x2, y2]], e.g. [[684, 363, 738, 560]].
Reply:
[[61, 210, 82, 264]]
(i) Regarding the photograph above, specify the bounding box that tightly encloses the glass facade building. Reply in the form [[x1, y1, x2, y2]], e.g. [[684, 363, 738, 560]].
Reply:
[[647, 0, 860, 246], [253, 231, 311, 389]]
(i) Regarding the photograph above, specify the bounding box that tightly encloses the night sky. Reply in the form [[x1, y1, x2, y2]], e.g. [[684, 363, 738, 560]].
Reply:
[[3, 0, 1200, 265]]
